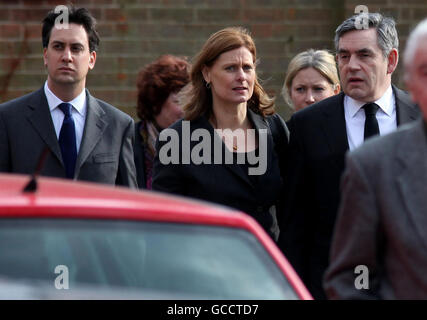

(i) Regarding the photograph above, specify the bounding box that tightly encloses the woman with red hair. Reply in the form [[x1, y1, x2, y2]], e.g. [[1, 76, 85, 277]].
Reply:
[[134, 55, 190, 189], [152, 28, 289, 241]]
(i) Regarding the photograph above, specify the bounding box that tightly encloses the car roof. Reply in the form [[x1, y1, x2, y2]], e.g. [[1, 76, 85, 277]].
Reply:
[[0, 173, 243, 224], [0, 173, 313, 300]]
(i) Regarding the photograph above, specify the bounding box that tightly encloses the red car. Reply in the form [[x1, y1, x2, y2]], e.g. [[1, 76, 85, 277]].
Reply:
[[0, 173, 312, 300]]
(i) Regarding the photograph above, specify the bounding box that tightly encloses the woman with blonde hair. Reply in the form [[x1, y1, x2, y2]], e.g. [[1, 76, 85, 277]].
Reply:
[[153, 27, 289, 241], [282, 49, 340, 111]]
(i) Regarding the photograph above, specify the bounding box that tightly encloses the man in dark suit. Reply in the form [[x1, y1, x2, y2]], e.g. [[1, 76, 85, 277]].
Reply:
[[0, 6, 137, 187], [324, 18, 427, 299], [279, 13, 420, 299]]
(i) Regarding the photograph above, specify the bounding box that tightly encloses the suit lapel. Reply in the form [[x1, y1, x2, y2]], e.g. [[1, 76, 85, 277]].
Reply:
[[320, 92, 349, 156], [396, 119, 427, 249], [393, 85, 420, 125], [74, 91, 107, 177], [248, 108, 274, 175], [26, 87, 63, 163], [317, 86, 419, 154]]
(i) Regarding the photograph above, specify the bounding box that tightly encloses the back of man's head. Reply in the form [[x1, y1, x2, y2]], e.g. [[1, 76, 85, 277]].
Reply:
[[403, 18, 427, 72], [42, 5, 100, 53]]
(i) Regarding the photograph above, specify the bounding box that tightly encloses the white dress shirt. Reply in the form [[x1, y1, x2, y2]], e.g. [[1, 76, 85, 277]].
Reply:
[[44, 81, 87, 153], [344, 85, 397, 151]]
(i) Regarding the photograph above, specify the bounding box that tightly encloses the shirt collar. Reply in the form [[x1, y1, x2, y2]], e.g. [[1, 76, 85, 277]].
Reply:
[[44, 81, 86, 116], [346, 85, 394, 118]]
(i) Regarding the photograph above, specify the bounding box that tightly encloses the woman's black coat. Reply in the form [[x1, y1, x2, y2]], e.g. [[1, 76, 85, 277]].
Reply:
[[152, 109, 289, 241]]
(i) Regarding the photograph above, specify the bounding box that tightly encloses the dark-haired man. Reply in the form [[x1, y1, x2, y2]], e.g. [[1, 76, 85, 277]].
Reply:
[[0, 6, 137, 187], [279, 13, 420, 299]]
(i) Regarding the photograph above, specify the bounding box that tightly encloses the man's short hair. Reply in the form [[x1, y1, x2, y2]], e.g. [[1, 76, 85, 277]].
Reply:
[[403, 18, 427, 71], [335, 12, 398, 58], [42, 5, 100, 52]]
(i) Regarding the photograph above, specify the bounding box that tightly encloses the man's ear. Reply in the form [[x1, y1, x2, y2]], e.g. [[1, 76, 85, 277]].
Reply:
[[88, 51, 96, 70], [387, 48, 399, 74], [43, 47, 48, 67], [201, 65, 210, 84]]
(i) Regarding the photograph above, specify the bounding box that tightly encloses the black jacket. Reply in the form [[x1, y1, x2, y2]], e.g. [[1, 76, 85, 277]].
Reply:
[[278, 86, 420, 299], [133, 121, 147, 189], [152, 109, 289, 241]]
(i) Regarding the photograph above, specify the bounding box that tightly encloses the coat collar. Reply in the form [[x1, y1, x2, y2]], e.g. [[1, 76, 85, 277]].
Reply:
[[320, 92, 350, 156], [392, 84, 421, 125], [26, 87, 63, 164]]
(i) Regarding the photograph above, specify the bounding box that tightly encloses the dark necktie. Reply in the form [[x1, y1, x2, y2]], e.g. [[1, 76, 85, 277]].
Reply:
[[362, 103, 380, 140], [58, 103, 77, 179]]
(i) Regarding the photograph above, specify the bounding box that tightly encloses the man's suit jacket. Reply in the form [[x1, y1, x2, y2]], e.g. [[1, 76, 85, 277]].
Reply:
[[278, 85, 420, 299], [324, 118, 427, 299], [152, 109, 289, 241], [133, 121, 147, 189], [0, 87, 137, 188]]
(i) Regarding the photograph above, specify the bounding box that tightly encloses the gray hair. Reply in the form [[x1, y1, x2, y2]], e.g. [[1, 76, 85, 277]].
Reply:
[[335, 13, 399, 57], [403, 18, 427, 72]]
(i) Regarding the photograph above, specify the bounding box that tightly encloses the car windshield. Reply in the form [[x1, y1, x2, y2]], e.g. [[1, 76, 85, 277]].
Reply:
[[0, 219, 298, 299]]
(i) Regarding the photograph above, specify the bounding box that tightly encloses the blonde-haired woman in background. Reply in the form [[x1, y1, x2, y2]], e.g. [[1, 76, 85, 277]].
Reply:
[[282, 49, 340, 112]]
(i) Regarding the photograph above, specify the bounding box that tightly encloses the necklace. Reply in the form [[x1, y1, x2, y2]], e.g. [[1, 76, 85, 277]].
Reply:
[[211, 116, 239, 152], [221, 135, 238, 151]]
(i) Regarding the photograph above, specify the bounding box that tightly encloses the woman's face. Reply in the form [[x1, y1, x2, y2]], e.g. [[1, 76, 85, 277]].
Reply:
[[154, 92, 183, 129], [290, 67, 340, 111], [202, 46, 255, 108]]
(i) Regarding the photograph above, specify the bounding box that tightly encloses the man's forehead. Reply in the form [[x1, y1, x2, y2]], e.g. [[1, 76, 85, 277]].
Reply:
[[50, 23, 88, 44], [338, 28, 379, 50]]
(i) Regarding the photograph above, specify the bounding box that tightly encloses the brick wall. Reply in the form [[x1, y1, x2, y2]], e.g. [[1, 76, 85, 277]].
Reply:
[[0, 0, 425, 120]]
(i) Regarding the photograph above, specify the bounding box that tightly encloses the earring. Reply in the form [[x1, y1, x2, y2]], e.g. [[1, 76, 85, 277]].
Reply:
[[206, 82, 211, 89]]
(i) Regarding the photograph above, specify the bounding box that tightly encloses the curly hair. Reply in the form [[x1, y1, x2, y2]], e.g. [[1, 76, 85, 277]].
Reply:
[[184, 27, 275, 120], [136, 55, 190, 121]]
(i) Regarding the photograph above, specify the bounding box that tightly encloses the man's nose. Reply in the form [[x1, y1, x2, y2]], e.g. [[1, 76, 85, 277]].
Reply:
[[62, 48, 72, 62], [348, 54, 361, 70]]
